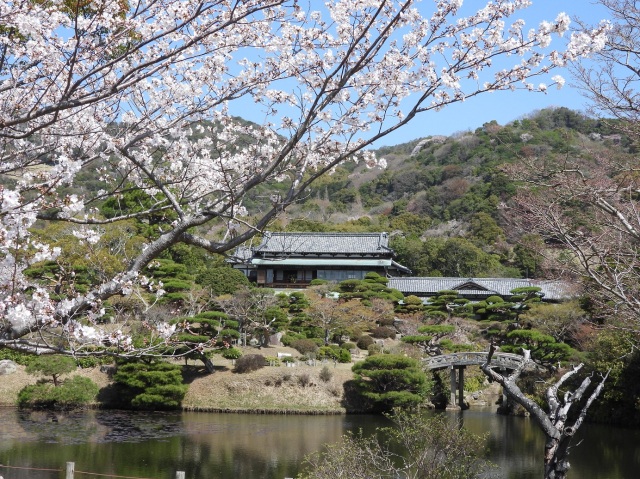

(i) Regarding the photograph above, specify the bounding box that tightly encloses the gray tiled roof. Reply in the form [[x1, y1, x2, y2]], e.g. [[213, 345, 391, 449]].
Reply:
[[228, 246, 253, 262], [253, 232, 393, 255], [388, 277, 574, 301]]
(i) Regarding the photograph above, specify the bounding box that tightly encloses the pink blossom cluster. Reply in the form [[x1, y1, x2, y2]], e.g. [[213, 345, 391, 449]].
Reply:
[[0, 0, 608, 356]]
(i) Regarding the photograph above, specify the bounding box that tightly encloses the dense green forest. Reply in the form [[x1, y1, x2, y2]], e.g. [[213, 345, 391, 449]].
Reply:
[[248, 107, 626, 279]]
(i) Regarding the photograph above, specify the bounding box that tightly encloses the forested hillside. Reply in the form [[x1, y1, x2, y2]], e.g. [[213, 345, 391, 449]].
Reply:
[[257, 107, 629, 279], [4, 5, 640, 476], [9, 106, 630, 312], [36, 106, 625, 281]]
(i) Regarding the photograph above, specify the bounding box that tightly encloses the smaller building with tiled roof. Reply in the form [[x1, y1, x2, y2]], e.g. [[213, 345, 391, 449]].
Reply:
[[388, 277, 574, 302], [230, 232, 411, 287]]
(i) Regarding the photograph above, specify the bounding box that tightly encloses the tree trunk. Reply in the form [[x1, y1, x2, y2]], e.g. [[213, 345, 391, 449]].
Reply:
[[544, 435, 570, 479], [200, 354, 215, 373], [481, 345, 608, 479]]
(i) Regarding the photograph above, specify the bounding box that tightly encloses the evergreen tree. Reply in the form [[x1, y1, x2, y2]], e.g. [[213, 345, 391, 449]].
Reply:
[[112, 361, 188, 410], [351, 355, 430, 412]]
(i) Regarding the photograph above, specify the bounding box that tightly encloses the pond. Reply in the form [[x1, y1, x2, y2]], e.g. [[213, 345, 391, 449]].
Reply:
[[0, 407, 638, 479]]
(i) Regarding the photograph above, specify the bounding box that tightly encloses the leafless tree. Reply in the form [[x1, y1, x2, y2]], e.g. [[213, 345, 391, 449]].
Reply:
[[506, 110, 640, 334], [217, 286, 278, 346], [482, 345, 608, 479], [572, 0, 640, 126]]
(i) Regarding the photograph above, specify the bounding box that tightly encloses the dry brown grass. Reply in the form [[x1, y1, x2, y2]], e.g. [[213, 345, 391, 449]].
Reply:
[[183, 359, 355, 413], [0, 349, 357, 413], [0, 364, 32, 406]]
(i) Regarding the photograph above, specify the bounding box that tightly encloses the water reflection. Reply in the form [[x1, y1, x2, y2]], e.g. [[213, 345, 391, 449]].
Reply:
[[0, 408, 638, 479]]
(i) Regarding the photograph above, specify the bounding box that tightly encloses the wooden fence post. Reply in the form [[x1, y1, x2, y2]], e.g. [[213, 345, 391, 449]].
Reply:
[[66, 462, 74, 479], [176, 471, 185, 479]]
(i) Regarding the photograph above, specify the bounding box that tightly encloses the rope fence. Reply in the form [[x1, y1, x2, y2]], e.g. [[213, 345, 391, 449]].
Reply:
[[0, 462, 185, 479]]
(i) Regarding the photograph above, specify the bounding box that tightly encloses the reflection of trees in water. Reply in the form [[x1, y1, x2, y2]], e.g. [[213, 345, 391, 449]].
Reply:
[[94, 410, 185, 443], [16, 409, 186, 445], [177, 413, 391, 478], [187, 443, 290, 479], [2, 410, 103, 479], [17, 409, 99, 444], [453, 410, 544, 479], [180, 414, 348, 475], [570, 424, 640, 479], [8, 409, 635, 479], [1, 411, 460, 479], [5, 409, 191, 479]]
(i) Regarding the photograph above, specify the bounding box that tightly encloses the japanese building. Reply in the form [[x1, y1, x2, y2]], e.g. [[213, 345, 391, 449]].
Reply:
[[387, 277, 573, 302], [230, 231, 411, 288]]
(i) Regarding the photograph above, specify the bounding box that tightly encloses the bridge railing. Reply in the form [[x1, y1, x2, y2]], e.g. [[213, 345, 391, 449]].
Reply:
[[424, 352, 524, 370]]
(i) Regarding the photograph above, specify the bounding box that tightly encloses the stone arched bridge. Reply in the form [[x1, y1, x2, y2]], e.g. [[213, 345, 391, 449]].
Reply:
[[424, 351, 524, 370], [423, 352, 524, 408]]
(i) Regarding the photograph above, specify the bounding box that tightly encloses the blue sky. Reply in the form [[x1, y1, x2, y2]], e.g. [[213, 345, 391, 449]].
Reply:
[[374, 0, 611, 147], [226, 1, 611, 148]]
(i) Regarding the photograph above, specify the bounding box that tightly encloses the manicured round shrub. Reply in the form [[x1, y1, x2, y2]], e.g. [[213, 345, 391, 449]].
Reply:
[[291, 338, 319, 355], [195, 311, 229, 321], [338, 348, 351, 363], [281, 332, 305, 346], [371, 326, 397, 339], [356, 335, 374, 350], [377, 315, 395, 327], [18, 376, 99, 409], [352, 354, 431, 412], [223, 319, 240, 330], [221, 347, 243, 360], [195, 266, 250, 296], [113, 361, 188, 410], [18, 383, 54, 408], [234, 354, 266, 373], [318, 346, 339, 360], [425, 310, 448, 320], [341, 342, 356, 351], [219, 329, 241, 341], [368, 343, 383, 356]]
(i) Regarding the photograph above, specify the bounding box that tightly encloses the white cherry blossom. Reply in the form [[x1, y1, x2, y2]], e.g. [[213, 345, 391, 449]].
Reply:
[[0, 0, 607, 358]]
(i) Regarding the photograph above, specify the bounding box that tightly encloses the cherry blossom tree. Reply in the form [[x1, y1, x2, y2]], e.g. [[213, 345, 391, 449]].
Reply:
[[0, 0, 608, 359], [506, 0, 640, 336], [506, 150, 640, 331], [572, 0, 640, 126]]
